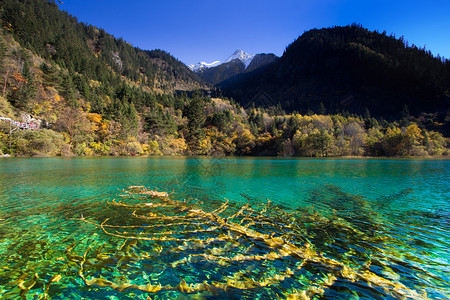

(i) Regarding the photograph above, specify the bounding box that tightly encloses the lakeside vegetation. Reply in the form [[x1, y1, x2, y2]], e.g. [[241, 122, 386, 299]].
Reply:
[[0, 0, 449, 158], [1, 91, 449, 157]]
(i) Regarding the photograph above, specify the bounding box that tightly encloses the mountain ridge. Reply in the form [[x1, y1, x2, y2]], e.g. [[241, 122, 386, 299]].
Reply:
[[190, 50, 278, 85], [0, 0, 207, 93], [188, 49, 255, 72], [219, 25, 450, 132]]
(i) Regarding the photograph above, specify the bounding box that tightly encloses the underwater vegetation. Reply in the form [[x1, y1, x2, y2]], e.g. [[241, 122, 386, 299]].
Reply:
[[0, 185, 448, 299]]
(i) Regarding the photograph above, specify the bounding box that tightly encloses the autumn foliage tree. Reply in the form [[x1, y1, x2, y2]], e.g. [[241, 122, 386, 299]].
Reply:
[[54, 107, 91, 151]]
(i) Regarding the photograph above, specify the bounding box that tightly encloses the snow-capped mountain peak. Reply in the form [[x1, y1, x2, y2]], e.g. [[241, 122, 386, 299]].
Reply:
[[224, 49, 255, 68], [188, 61, 221, 72], [189, 50, 256, 72]]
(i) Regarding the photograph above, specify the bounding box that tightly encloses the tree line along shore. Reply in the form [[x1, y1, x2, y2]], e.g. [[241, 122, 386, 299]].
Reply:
[[1, 94, 449, 157]]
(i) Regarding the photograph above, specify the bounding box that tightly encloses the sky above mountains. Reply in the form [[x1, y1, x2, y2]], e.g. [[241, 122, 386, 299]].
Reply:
[[58, 0, 450, 65]]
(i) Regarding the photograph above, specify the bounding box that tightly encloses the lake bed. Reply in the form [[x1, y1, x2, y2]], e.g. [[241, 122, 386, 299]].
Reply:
[[0, 157, 448, 299]]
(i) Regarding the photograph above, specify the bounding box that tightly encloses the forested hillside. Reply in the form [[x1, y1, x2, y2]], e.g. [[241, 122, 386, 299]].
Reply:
[[0, 0, 207, 93], [220, 25, 450, 134], [0, 1, 448, 157]]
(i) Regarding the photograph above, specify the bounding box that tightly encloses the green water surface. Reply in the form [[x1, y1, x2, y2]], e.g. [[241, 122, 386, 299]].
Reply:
[[0, 157, 448, 299]]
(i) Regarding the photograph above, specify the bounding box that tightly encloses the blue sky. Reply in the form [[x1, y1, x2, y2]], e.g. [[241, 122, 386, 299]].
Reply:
[[58, 0, 450, 65]]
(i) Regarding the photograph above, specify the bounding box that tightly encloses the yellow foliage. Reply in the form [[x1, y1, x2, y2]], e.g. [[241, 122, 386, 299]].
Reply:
[[239, 129, 255, 141], [256, 132, 273, 144], [62, 132, 71, 144], [404, 124, 423, 143], [0, 96, 14, 118], [95, 142, 111, 155], [205, 128, 217, 137], [385, 127, 402, 138], [198, 137, 212, 154], [89, 80, 102, 89], [87, 113, 102, 124], [84, 147, 94, 156], [145, 140, 162, 155], [84, 101, 91, 113], [100, 95, 111, 105], [311, 114, 333, 130], [126, 140, 143, 155], [86, 113, 102, 131], [367, 127, 383, 144], [170, 138, 187, 153], [296, 114, 313, 127]]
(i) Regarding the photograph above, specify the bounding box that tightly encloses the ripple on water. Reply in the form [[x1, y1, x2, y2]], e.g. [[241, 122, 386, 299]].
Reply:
[[0, 157, 448, 299]]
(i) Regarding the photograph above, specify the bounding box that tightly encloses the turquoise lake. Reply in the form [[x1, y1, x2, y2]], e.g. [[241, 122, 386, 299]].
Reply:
[[0, 157, 449, 299]]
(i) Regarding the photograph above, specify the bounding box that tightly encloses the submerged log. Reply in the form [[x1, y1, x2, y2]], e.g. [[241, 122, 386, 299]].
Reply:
[[75, 186, 429, 300]]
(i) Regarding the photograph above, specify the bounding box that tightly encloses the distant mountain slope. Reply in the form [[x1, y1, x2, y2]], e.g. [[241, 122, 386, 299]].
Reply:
[[245, 53, 278, 73], [220, 25, 450, 120], [192, 50, 278, 85], [197, 59, 246, 85], [144, 49, 208, 92], [0, 0, 207, 92]]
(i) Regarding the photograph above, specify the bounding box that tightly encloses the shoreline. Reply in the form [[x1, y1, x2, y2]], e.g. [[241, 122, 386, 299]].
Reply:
[[1, 154, 449, 160]]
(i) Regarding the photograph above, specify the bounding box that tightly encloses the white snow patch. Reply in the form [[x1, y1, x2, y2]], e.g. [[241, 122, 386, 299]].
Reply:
[[189, 49, 256, 71], [188, 61, 221, 71], [225, 49, 255, 69]]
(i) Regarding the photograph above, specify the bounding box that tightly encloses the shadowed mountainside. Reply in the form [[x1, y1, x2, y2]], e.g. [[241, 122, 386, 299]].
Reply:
[[195, 53, 278, 85], [220, 25, 450, 125]]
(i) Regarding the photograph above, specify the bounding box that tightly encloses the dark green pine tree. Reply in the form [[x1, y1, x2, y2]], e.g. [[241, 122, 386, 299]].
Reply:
[[0, 38, 7, 96], [40, 63, 61, 88], [185, 92, 206, 151], [6, 56, 36, 109], [60, 72, 77, 107], [319, 102, 326, 115], [401, 105, 410, 119]]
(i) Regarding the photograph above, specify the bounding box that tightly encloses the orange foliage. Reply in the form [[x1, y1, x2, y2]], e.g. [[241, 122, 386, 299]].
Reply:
[[11, 73, 28, 83]]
